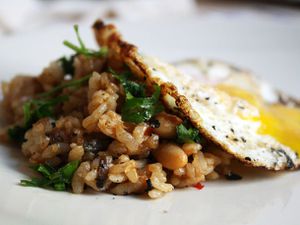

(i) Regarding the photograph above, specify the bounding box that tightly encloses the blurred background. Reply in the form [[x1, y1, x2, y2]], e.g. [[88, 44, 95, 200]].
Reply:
[[0, 0, 300, 35], [0, 0, 299, 97]]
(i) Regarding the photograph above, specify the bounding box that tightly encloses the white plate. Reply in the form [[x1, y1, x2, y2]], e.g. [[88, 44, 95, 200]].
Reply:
[[0, 17, 300, 225]]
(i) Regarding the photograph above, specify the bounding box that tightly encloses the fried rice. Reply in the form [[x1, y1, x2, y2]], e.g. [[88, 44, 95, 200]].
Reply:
[[0, 20, 237, 199]]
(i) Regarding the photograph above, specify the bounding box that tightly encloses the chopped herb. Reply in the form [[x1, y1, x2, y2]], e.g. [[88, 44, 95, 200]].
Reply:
[[7, 126, 28, 143], [59, 55, 75, 75], [23, 96, 69, 127], [8, 74, 91, 142], [39, 74, 91, 98], [121, 85, 164, 123], [110, 69, 146, 98], [53, 183, 66, 191], [33, 164, 55, 178], [20, 178, 51, 187], [8, 96, 68, 143], [176, 121, 201, 144], [110, 69, 163, 123], [63, 25, 108, 58], [20, 160, 80, 191]]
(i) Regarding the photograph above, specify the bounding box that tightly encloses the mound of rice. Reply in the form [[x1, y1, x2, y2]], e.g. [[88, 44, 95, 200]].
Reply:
[[0, 20, 235, 199]]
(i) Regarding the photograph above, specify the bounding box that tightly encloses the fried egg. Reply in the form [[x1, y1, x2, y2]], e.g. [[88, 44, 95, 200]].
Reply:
[[93, 20, 300, 170], [174, 59, 300, 161]]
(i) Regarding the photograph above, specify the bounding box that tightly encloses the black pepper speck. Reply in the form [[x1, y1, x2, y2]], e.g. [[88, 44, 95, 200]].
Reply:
[[277, 149, 295, 169]]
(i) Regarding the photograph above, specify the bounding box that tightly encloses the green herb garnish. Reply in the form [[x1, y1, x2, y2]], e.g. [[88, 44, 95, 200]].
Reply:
[[110, 69, 146, 98], [176, 121, 202, 144], [8, 74, 91, 142], [8, 96, 68, 142], [20, 160, 80, 191], [7, 126, 28, 143], [121, 85, 164, 123], [63, 25, 108, 58], [111, 69, 163, 123], [39, 74, 91, 98], [23, 96, 69, 127], [59, 55, 75, 75]]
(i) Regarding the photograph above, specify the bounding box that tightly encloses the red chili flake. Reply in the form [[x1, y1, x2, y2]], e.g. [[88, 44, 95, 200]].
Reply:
[[193, 183, 204, 190]]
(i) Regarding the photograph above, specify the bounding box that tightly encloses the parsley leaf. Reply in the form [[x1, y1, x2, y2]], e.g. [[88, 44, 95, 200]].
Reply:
[[20, 160, 80, 191], [31, 163, 55, 178], [121, 85, 164, 123], [8, 96, 68, 142], [39, 74, 91, 98], [110, 69, 163, 123], [63, 25, 108, 58], [20, 178, 51, 187], [23, 96, 69, 127], [110, 69, 146, 98], [8, 74, 91, 142], [59, 55, 75, 75], [7, 126, 28, 143], [176, 121, 202, 144]]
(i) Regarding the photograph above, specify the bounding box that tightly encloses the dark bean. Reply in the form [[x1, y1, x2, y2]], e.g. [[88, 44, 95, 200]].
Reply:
[[149, 118, 160, 128], [83, 134, 112, 153], [96, 155, 112, 190], [49, 118, 56, 128], [83, 139, 101, 153], [145, 179, 153, 192], [82, 152, 96, 161], [225, 172, 242, 181], [96, 176, 106, 189], [48, 129, 68, 144]]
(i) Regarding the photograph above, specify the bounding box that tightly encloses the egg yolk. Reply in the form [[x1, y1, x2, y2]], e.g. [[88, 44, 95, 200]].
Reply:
[[216, 84, 300, 155]]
